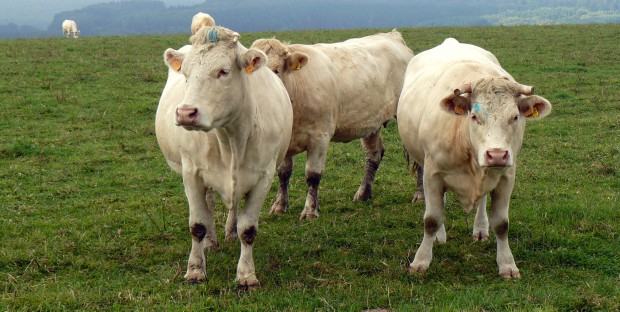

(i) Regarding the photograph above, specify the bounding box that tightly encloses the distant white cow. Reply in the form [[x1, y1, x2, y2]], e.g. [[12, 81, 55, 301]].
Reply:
[[62, 20, 79, 38], [191, 12, 215, 34], [251, 30, 413, 220], [157, 26, 293, 289], [397, 38, 552, 278]]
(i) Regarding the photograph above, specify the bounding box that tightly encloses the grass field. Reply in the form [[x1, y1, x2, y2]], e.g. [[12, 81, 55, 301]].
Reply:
[[1, 24, 618, 310]]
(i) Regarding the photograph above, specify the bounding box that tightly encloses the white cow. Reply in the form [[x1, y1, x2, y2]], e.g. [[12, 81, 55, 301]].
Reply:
[[397, 38, 552, 278], [62, 20, 79, 38], [251, 30, 413, 220], [157, 26, 293, 289], [191, 12, 215, 34]]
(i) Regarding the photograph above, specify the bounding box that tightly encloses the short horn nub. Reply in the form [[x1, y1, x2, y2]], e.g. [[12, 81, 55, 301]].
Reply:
[[518, 84, 534, 95]]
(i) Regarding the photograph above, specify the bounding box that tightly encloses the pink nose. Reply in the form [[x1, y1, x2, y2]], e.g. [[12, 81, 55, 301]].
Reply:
[[176, 106, 198, 125], [485, 148, 509, 167]]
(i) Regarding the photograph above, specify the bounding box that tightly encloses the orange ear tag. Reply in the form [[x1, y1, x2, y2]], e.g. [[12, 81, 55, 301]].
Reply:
[[171, 59, 182, 72], [295, 62, 301, 70], [245, 63, 254, 74], [524, 107, 539, 118], [454, 105, 465, 115]]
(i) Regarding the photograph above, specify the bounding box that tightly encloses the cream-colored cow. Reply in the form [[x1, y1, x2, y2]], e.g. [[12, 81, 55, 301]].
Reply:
[[398, 38, 552, 278], [191, 12, 215, 34], [157, 26, 293, 289], [251, 30, 413, 220], [62, 20, 79, 38]]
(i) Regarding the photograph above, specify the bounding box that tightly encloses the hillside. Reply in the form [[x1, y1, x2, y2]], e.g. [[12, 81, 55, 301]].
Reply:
[[0, 0, 619, 38]]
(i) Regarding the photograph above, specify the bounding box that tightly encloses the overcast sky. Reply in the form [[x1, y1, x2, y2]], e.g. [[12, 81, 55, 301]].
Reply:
[[0, 0, 204, 28]]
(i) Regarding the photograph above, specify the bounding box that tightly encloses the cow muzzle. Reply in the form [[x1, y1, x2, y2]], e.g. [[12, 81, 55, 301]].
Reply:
[[485, 148, 510, 167], [176, 105, 198, 126]]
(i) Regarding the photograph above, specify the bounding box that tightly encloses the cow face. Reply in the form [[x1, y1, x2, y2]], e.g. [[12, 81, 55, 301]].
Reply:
[[251, 39, 308, 77], [163, 27, 266, 132], [441, 77, 552, 168]]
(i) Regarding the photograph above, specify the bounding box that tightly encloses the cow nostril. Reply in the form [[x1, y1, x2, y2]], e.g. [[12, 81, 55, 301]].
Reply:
[[486, 151, 494, 160]]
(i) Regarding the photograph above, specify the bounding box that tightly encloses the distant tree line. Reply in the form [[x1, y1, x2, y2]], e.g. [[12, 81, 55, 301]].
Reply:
[[0, 0, 618, 39]]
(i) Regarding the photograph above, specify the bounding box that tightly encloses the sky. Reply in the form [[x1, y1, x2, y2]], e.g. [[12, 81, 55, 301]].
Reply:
[[0, 0, 204, 28]]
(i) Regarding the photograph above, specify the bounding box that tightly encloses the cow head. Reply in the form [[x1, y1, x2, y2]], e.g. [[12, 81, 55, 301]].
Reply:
[[250, 38, 308, 77], [163, 26, 267, 132], [441, 77, 552, 168]]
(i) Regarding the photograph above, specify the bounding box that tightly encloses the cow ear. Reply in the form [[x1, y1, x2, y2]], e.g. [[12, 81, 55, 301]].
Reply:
[[285, 52, 309, 72], [441, 93, 471, 116], [239, 48, 267, 74], [518, 95, 552, 120], [163, 48, 185, 72]]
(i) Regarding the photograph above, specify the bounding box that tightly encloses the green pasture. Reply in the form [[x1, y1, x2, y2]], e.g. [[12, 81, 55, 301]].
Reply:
[[0, 24, 618, 310]]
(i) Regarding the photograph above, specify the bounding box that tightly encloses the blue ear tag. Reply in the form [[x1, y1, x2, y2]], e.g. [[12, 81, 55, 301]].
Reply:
[[473, 102, 480, 113], [207, 29, 219, 43]]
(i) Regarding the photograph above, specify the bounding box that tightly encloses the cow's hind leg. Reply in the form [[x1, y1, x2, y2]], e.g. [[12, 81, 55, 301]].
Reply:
[[412, 164, 425, 202], [182, 171, 213, 283], [300, 137, 329, 220], [354, 130, 384, 201], [434, 192, 447, 244], [225, 200, 238, 242], [203, 188, 219, 251], [270, 156, 293, 215], [473, 195, 489, 241]]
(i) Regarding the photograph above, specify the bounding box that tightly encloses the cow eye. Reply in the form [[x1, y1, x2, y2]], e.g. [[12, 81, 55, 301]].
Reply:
[[513, 115, 519, 122], [216, 69, 230, 79]]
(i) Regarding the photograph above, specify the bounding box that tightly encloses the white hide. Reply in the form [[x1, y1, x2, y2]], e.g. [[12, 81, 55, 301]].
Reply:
[[62, 20, 79, 38], [251, 30, 414, 220], [157, 27, 293, 289], [397, 38, 552, 279]]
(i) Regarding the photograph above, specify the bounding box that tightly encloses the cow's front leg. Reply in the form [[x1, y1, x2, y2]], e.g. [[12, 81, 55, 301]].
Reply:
[[236, 170, 275, 290], [490, 177, 520, 279], [473, 195, 489, 241], [270, 156, 293, 214], [409, 169, 445, 274], [354, 130, 384, 201], [300, 138, 328, 220], [182, 171, 214, 283]]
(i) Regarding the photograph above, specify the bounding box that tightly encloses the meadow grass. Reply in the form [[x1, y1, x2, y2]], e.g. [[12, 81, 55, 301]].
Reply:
[[0, 24, 618, 311]]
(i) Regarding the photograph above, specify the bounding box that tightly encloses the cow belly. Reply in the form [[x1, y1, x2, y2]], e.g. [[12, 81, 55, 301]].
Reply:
[[332, 124, 382, 142], [333, 105, 393, 141]]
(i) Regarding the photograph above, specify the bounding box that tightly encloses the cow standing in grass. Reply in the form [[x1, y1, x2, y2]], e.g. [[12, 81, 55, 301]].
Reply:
[[62, 20, 79, 38], [397, 38, 552, 278], [251, 30, 413, 220], [156, 26, 293, 289]]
